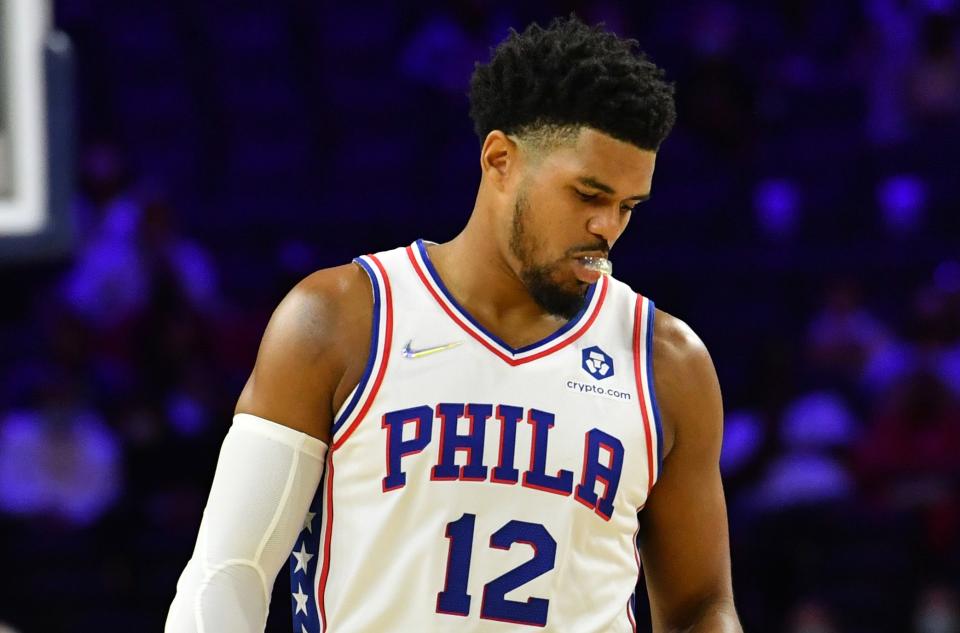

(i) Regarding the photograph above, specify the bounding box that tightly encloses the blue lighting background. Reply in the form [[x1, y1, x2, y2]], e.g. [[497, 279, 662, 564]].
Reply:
[[0, 1, 958, 631]]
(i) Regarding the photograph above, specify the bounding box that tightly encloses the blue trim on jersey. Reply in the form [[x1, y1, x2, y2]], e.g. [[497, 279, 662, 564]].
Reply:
[[415, 239, 597, 354], [331, 256, 382, 437], [291, 481, 324, 633], [645, 299, 664, 478]]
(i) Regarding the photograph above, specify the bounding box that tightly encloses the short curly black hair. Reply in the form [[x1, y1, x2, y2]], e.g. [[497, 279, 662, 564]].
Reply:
[[469, 15, 676, 152]]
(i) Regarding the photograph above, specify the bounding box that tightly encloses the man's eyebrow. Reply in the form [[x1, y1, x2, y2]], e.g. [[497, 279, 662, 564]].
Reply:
[[577, 176, 651, 201]]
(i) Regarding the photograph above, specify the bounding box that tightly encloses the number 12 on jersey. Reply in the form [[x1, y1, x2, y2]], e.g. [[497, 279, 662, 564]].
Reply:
[[437, 513, 557, 627]]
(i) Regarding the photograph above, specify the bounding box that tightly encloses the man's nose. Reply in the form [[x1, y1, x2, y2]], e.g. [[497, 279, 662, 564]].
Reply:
[[586, 206, 626, 248]]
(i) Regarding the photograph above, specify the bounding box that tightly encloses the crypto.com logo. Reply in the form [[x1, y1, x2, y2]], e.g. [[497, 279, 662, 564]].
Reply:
[[581, 346, 614, 380]]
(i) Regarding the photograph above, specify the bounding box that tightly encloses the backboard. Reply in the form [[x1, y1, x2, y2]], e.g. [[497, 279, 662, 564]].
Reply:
[[0, 0, 73, 260]]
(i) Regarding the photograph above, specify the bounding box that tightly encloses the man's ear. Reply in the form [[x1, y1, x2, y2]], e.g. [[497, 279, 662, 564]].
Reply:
[[480, 130, 521, 192]]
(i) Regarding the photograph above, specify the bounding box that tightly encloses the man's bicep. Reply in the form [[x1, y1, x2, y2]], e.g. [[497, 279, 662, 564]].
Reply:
[[236, 263, 371, 444], [639, 327, 734, 631]]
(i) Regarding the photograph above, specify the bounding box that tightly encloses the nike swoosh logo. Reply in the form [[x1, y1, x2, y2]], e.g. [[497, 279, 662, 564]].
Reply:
[[401, 339, 463, 359]]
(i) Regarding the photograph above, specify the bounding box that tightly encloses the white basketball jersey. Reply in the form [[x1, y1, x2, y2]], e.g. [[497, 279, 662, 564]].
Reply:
[[290, 240, 664, 632]]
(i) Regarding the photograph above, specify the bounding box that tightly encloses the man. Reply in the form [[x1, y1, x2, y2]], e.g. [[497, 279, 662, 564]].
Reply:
[[166, 15, 742, 633]]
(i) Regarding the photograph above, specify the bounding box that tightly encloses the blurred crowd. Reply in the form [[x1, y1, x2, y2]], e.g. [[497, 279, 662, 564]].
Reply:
[[0, 1, 958, 631]]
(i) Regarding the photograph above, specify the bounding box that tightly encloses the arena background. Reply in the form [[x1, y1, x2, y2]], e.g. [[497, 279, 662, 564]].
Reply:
[[0, 1, 958, 631]]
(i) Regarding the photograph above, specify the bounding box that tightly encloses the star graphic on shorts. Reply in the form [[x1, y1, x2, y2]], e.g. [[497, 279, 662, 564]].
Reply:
[[293, 583, 309, 615], [303, 511, 316, 534], [292, 542, 314, 574]]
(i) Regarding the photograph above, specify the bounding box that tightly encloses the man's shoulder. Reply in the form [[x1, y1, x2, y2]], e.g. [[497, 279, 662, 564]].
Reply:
[[234, 262, 374, 440], [290, 260, 373, 320], [293, 261, 372, 312], [652, 308, 711, 370], [651, 308, 722, 457], [261, 262, 373, 366], [291, 245, 406, 316]]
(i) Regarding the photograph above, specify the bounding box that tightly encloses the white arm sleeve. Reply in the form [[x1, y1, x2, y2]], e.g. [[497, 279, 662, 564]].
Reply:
[[165, 414, 327, 633]]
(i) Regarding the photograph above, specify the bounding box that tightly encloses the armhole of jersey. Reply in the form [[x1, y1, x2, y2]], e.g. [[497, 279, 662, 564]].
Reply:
[[632, 295, 664, 490], [329, 255, 391, 444], [645, 298, 665, 481]]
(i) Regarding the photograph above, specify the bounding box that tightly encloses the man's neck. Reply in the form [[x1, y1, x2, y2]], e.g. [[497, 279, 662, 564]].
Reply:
[[426, 221, 568, 349]]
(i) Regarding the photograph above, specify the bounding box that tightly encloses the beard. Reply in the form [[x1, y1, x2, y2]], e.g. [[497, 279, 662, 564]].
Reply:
[[508, 189, 590, 320]]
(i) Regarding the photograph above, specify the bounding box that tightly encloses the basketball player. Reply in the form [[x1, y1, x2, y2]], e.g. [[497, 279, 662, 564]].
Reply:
[[166, 16, 742, 633]]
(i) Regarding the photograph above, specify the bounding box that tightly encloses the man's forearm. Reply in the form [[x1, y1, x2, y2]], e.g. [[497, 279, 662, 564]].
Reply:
[[165, 415, 327, 632]]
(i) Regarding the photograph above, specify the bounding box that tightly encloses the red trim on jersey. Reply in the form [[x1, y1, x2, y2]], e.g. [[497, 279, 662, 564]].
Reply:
[[319, 254, 393, 628], [332, 253, 394, 451], [316, 455, 335, 630], [632, 295, 656, 494], [405, 245, 608, 366]]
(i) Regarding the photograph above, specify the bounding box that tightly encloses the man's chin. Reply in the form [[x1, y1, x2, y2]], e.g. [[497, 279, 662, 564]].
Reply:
[[528, 282, 589, 320]]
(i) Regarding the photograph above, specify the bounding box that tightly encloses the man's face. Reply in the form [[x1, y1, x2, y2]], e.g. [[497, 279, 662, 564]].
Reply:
[[506, 128, 657, 318]]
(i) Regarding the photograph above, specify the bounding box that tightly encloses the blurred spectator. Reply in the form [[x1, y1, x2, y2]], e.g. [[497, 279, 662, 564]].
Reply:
[[62, 193, 220, 330], [750, 391, 857, 511], [140, 194, 221, 317], [807, 278, 891, 389], [61, 194, 150, 329], [678, 17, 757, 154], [0, 381, 122, 526], [861, 0, 960, 144], [907, 12, 960, 126], [71, 141, 134, 241], [861, 0, 920, 144], [855, 370, 960, 501]]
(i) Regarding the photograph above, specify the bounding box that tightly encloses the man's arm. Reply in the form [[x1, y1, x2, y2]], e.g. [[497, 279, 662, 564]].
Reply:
[[639, 310, 742, 633], [234, 262, 372, 443], [165, 263, 372, 632]]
